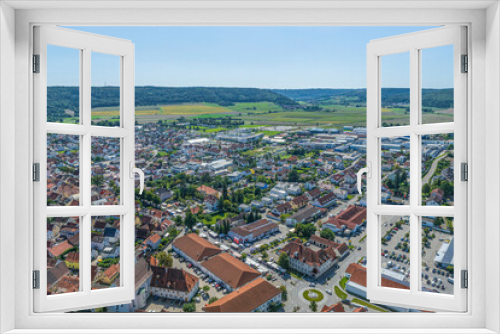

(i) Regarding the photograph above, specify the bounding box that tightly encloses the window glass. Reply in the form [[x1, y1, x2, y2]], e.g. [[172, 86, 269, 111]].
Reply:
[[47, 134, 80, 206], [47, 217, 80, 295], [421, 45, 454, 124], [381, 52, 410, 127], [91, 216, 121, 290], [421, 216, 454, 295], [91, 52, 121, 127], [381, 216, 410, 291], [47, 45, 80, 124], [421, 134, 454, 206], [91, 137, 121, 205], [380, 137, 410, 205]]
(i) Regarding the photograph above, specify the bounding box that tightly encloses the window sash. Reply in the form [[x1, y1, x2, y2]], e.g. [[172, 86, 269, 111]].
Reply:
[[33, 25, 136, 312], [366, 26, 468, 312]]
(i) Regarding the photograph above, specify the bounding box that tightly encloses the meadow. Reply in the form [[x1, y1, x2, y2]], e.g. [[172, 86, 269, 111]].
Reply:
[[72, 101, 454, 127]]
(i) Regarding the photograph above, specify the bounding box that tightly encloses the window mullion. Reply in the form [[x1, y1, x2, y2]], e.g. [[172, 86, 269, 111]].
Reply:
[[409, 47, 420, 294], [81, 48, 92, 294]]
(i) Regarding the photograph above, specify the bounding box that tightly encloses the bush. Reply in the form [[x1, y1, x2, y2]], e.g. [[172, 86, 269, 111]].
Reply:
[[182, 302, 196, 312]]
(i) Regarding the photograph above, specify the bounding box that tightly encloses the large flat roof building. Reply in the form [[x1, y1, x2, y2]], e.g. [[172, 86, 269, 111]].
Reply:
[[228, 219, 279, 243]]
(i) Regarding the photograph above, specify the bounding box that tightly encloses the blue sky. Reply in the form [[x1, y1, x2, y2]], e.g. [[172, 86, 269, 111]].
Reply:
[[48, 26, 453, 89]]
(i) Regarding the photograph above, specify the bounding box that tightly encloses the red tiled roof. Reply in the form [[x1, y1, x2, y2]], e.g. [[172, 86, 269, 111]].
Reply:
[[321, 302, 345, 312], [348, 264, 409, 290], [197, 185, 220, 198], [172, 233, 221, 262], [280, 239, 336, 268], [203, 278, 281, 312], [49, 240, 73, 257], [150, 266, 198, 293], [202, 253, 261, 289]]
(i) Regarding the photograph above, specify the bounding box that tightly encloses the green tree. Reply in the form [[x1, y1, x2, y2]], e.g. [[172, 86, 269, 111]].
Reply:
[[184, 211, 197, 230], [320, 228, 335, 241], [289, 169, 299, 182], [280, 285, 288, 301], [203, 285, 210, 292], [310, 300, 318, 312], [156, 252, 173, 268], [296, 223, 316, 239], [183, 302, 196, 312], [208, 297, 219, 304], [174, 216, 183, 226], [278, 252, 290, 270], [222, 200, 232, 212], [222, 183, 228, 201]]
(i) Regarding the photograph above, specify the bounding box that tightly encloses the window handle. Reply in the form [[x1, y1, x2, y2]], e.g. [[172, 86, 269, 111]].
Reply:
[[357, 162, 371, 194], [129, 162, 145, 194]]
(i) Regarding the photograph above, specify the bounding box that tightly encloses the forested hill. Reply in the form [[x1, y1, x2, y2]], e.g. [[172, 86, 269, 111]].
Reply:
[[273, 88, 454, 108], [48, 86, 298, 111]]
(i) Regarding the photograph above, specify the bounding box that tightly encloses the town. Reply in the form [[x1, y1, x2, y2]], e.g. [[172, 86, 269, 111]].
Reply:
[[45, 121, 455, 313]]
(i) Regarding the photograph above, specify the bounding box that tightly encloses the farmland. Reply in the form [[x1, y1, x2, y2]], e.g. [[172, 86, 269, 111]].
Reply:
[[80, 101, 454, 127], [50, 87, 455, 127]]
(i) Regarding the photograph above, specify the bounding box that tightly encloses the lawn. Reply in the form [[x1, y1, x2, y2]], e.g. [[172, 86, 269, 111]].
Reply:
[[202, 212, 230, 225], [302, 289, 324, 302], [352, 298, 389, 312], [197, 126, 227, 133], [339, 276, 349, 290], [259, 130, 282, 137], [334, 286, 347, 300]]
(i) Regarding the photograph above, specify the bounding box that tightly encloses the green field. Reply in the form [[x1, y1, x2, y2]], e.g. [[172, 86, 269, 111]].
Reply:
[[161, 103, 233, 115], [66, 100, 454, 127], [225, 102, 286, 113]]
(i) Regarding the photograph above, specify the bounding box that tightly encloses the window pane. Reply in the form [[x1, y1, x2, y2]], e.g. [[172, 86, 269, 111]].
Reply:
[[421, 216, 454, 295], [380, 137, 410, 205], [421, 45, 454, 124], [47, 133, 80, 206], [380, 215, 410, 290], [91, 52, 121, 127], [47, 217, 80, 295], [381, 52, 410, 127], [47, 45, 80, 124], [91, 137, 121, 205], [91, 216, 121, 289], [421, 134, 454, 206]]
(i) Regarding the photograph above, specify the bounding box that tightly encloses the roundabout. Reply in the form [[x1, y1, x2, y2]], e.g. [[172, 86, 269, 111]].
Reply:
[[302, 288, 325, 302]]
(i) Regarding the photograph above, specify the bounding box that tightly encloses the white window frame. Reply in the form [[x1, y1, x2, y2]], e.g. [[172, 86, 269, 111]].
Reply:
[[0, 1, 498, 334], [365, 26, 467, 312], [33, 25, 136, 312]]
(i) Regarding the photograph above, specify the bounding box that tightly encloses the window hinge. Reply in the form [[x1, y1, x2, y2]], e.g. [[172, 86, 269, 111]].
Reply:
[[33, 270, 40, 289], [33, 163, 40, 182], [461, 54, 468, 73], [33, 54, 40, 73], [461, 162, 468, 181], [461, 270, 468, 289]]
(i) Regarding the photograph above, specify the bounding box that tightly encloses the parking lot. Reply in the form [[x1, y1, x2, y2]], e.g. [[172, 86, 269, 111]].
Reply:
[[379, 215, 454, 294]]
